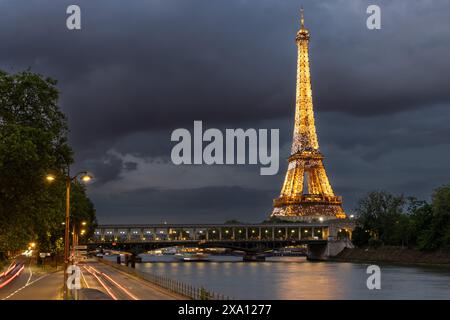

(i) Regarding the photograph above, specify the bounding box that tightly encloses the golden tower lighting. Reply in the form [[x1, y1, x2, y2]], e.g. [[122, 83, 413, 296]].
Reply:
[[271, 8, 346, 222]]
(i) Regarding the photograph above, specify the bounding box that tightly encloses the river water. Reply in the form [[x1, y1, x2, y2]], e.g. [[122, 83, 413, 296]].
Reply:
[[117, 254, 450, 299]]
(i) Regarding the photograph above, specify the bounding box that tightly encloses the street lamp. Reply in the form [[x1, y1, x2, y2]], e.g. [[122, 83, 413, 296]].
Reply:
[[45, 170, 92, 300]]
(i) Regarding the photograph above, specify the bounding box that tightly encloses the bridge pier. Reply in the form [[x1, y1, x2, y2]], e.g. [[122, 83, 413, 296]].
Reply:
[[307, 239, 354, 261]]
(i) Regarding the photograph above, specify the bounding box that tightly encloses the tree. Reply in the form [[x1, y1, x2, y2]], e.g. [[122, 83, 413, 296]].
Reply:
[[416, 185, 450, 250], [407, 198, 433, 249], [354, 191, 406, 245], [0, 69, 95, 259], [70, 182, 98, 240], [351, 226, 370, 247], [354, 188, 450, 250]]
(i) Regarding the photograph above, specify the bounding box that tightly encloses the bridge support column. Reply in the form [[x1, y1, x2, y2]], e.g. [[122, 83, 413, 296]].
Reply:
[[307, 239, 354, 261]]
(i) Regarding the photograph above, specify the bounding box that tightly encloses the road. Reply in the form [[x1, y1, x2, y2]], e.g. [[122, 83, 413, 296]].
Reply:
[[0, 257, 184, 300], [79, 259, 183, 300], [0, 258, 62, 300]]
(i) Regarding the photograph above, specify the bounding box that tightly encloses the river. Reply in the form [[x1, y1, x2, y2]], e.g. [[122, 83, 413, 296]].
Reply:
[[109, 254, 450, 299]]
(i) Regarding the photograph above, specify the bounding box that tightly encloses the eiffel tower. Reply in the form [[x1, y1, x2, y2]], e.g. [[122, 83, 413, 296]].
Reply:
[[271, 9, 346, 222]]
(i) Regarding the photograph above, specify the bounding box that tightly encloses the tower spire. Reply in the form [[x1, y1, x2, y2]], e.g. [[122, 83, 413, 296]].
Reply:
[[300, 6, 305, 29]]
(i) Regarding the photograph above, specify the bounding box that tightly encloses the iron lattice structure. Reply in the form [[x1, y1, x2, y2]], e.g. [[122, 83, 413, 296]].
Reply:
[[271, 10, 346, 222]]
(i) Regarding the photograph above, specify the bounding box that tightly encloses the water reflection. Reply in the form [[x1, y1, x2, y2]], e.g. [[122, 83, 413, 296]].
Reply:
[[127, 255, 450, 299]]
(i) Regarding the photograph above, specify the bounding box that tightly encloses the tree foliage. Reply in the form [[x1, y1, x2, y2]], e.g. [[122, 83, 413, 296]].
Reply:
[[0, 70, 96, 257], [354, 187, 450, 250]]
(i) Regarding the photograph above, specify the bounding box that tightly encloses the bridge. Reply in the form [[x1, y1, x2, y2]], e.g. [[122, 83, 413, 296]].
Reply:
[[90, 219, 355, 260]]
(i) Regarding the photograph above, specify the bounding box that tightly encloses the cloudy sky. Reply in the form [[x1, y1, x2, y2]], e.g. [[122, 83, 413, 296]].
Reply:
[[2, 0, 450, 224]]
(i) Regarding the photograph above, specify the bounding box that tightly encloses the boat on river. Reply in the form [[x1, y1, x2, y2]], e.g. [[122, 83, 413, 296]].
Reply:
[[174, 252, 210, 262]]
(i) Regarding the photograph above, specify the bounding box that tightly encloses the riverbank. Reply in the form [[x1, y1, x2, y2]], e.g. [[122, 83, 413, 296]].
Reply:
[[333, 246, 450, 266]]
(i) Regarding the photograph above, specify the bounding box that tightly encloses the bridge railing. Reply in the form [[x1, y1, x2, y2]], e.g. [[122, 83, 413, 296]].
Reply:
[[99, 258, 231, 300]]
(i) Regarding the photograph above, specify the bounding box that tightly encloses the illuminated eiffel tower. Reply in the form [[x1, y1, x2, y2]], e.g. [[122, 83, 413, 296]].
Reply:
[[271, 9, 346, 221]]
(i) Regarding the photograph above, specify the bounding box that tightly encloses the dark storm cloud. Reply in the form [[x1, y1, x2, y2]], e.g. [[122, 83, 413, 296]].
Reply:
[[3, 0, 450, 152], [85, 152, 125, 184], [93, 186, 273, 224], [2, 0, 450, 223]]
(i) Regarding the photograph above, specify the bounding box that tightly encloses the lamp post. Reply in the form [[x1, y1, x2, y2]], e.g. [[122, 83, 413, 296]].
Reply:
[[72, 221, 87, 264], [46, 170, 92, 300]]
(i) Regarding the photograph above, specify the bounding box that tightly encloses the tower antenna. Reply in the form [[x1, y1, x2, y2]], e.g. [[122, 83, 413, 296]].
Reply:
[[300, 6, 305, 28]]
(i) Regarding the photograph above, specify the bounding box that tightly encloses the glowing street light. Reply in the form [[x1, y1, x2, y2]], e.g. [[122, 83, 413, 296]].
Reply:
[[81, 174, 92, 183], [45, 169, 93, 300]]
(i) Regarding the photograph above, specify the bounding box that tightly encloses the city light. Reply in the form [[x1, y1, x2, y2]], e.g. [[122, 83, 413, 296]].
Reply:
[[45, 174, 56, 182], [81, 174, 92, 182]]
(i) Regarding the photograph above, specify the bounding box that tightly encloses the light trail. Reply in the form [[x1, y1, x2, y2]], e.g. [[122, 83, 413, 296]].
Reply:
[[1, 273, 49, 300], [80, 269, 90, 289], [0, 265, 25, 289], [100, 272, 139, 300], [0, 261, 17, 278], [83, 266, 118, 300]]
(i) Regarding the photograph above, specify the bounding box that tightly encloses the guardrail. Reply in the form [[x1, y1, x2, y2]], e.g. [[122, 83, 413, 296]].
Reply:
[[99, 258, 231, 300]]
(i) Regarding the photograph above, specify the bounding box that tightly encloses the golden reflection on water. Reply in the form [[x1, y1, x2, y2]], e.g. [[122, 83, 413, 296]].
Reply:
[[134, 255, 450, 299], [274, 261, 345, 299]]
